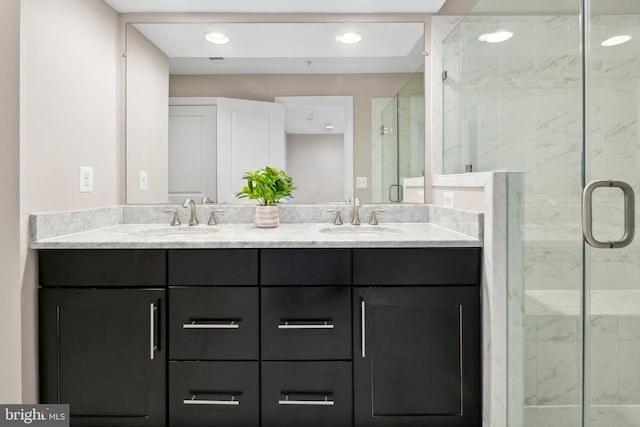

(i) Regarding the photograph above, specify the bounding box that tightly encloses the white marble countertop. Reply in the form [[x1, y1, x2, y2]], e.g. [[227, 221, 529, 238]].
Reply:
[[30, 222, 482, 249]]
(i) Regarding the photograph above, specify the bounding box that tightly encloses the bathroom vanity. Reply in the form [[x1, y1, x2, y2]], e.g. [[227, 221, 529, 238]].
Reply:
[[32, 207, 483, 427]]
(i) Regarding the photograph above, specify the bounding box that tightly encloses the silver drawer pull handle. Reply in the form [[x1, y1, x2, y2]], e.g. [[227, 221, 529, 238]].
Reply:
[[277, 321, 334, 330], [582, 179, 635, 249], [361, 300, 366, 358], [183, 321, 240, 329], [150, 303, 157, 360], [278, 395, 335, 406], [183, 394, 239, 406]]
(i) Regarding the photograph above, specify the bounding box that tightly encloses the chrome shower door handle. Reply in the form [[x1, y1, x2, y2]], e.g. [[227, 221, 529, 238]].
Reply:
[[582, 180, 635, 249]]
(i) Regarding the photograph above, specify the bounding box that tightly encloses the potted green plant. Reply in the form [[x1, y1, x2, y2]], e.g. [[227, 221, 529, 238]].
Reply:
[[235, 166, 295, 228]]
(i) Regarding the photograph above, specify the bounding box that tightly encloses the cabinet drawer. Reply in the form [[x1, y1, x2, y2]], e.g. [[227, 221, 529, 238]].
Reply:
[[261, 249, 351, 285], [39, 249, 166, 287], [168, 250, 258, 286], [169, 361, 258, 427], [262, 287, 351, 360], [262, 361, 352, 427], [353, 248, 481, 285], [169, 287, 259, 360]]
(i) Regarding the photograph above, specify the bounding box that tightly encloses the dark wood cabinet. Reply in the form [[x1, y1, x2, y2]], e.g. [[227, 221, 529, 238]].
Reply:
[[39, 247, 481, 427], [39, 288, 166, 427], [352, 286, 481, 427], [168, 249, 258, 286], [261, 249, 351, 286], [261, 286, 351, 360], [39, 249, 166, 287], [353, 248, 481, 285], [261, 361, 352, 427], [169, 287, 259, 360], [169, 361, 259, 427]]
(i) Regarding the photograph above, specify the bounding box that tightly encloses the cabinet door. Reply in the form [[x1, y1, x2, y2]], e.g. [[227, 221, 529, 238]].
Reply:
[[40, 288, 166, 427], [353, 287, 480, 427]]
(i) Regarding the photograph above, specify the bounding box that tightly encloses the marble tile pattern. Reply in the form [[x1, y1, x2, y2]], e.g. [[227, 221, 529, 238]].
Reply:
[[438, 12, 640, 427], [433, 171, 510, 427], [30, 222, 481, 250], [524, 292, 640, 427], [35, 203, 476, 242], [30, 206, 121, 241], [122, 204, 432, 227], [30, 203, 482, 249]]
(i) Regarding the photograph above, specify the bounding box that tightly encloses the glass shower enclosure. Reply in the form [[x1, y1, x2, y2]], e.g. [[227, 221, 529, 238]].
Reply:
[[379, 66, 425, 203], [442, 0, 640, 426]]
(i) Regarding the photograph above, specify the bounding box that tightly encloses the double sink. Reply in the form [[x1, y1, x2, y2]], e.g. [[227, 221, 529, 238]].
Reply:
[[130, 224, 404, 239]]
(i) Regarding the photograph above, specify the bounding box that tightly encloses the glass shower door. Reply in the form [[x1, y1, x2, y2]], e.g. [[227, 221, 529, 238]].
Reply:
[[584, 2, 640, 426], [380, 96, 399, 202], [379, 67, 425, 203]]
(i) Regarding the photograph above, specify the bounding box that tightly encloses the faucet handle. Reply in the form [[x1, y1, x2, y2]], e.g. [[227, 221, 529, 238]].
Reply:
[[369, 209, 385, 226], [163, 209, 181, 226], [207, 209, 224, 226], [326, 209, 343, 225]]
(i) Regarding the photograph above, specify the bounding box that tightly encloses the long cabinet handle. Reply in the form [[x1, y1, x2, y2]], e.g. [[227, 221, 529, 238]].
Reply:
[[361, 300, 366, 358], [183, 394, 239, 406], [150, 303, 156, 360], [183, 321, 239, 329], [582, 179, 635, 248], [278, 395, 334, 406], [277, 321, 334, 330]]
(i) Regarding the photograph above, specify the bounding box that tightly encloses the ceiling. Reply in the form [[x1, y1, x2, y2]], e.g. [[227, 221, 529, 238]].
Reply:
[[133, 22, 425, 74], [104, 0, 447, 14]]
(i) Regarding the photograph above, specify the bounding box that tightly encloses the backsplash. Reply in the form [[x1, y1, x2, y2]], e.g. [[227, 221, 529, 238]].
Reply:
[[30, 206, 121, 241], [31, 204, 483, 242]]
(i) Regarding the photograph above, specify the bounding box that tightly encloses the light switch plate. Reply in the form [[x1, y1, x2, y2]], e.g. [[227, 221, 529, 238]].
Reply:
[[356, 177, 368, 189], [79, 166, 94, 193], [443, 192, 454, 207], [139, 171, 148, 191]]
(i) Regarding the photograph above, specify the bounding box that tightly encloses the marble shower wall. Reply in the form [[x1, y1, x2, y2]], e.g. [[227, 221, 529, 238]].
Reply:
[[443, 15, 582, 227], [441, 13, 640, 427]]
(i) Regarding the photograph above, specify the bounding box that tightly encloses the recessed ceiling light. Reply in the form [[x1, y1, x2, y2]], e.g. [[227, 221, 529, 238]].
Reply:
[[205, 32, 229, 45], [325, 123, 335, 130], [601, 35, 632, 47], [478, 31, 513, 43], [336, 32, 363, 45]]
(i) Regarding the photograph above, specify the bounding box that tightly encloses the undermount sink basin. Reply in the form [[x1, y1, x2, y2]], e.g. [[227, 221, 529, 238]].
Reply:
[[130, 226, 220, 237], [319, 226, 403, 235]]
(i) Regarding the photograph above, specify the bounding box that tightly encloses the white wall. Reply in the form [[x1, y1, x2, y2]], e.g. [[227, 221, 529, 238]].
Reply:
[[286, 134, 345, 204], [0, 0, 22, 405], [126, 26, 169, 204], [19, 0, 121, 401]]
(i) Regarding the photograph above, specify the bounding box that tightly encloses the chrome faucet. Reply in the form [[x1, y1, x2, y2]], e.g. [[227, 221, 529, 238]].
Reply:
[[182, 198, 199, 226], [351, 197, 361, 225]]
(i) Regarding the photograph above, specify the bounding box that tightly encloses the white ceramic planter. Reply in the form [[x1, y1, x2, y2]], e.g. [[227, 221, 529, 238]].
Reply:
[[254, 205, 280, 228]]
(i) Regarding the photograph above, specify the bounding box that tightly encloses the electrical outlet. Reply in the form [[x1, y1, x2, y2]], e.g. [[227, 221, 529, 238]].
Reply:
[[139, 171, 148, 191], [443, 192, 454, 207], [79, 166, 94, 193], [356, 177, 368, 189]]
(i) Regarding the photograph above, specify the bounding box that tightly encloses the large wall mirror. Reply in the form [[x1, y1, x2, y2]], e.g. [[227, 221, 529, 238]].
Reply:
[[125, 20, 426, 205]]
